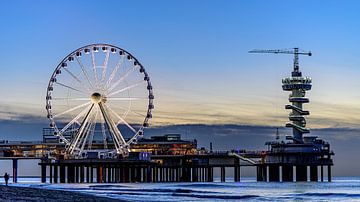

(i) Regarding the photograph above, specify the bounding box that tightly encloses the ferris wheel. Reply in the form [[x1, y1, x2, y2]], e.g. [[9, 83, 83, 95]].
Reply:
[[45, 44, 154, 158]]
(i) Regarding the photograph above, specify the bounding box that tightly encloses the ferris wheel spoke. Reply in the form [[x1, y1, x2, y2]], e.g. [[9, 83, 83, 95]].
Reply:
[[55, 81, 88, 95], [91, 50, 99, 86], [112, 105, 146, 118], [80, 107, 98, 153], [100, 109, 108, 149], [52, 97, 89, 101], [87, 106, 99, 150], [101, 50, 110, 83], [78, 109, 95, 148], [68, 104, 95, 154], [75, 56, 94, 89], [54, 101, 91, 118], [107, 67, 135, 92], [63, 68, 91, 92], [106, 97, 145, 101], [106, 104, 137, 134], [76, 118, 92, 152], [59, 104, 93, 135], [106, 56, 124, 89], [98, 103, 127, 148], [62, 128, 78, 134], [108, 80, 146, 97]]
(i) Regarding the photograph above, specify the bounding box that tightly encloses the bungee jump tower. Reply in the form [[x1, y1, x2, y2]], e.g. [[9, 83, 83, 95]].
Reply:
[[249, 48, 334, 182]]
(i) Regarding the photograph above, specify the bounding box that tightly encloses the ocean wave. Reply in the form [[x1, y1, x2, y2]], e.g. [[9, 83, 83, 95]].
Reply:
[[295, 192, 360, 198], [89, 184, 130, 188], [88, 187, 222, 194], [174, 183, 237, 188], [172, 193, 260, 200]]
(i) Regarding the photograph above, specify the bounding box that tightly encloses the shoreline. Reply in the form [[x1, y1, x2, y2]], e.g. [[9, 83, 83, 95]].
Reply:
[[0, 185, 123, 202]]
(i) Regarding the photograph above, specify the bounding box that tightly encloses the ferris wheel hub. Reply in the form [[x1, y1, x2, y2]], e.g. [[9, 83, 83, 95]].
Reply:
[[91, 92, 103, 103]]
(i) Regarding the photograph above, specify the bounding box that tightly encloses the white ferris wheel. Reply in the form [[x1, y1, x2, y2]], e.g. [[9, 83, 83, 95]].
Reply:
[[45, 44, 154, 158]]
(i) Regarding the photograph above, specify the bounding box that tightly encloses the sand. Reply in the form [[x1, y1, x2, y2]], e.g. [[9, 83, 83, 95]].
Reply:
[[0, 185, 122, 202]]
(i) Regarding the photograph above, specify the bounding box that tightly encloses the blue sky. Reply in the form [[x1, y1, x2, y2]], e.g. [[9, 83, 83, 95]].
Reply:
[[0, 0, 360, 128]]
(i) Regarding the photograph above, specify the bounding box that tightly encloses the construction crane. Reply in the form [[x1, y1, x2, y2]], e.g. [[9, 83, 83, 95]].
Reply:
[[248, 48, 311, 76]]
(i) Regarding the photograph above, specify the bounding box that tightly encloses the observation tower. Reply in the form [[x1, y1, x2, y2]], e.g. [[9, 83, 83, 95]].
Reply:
[[249, 48, 312, 143], [249, 48, 334, 182], [281, 48, 312, 143]]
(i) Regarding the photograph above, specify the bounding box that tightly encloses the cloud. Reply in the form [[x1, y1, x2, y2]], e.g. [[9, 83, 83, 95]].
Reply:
[[0, 106, 46, 123]]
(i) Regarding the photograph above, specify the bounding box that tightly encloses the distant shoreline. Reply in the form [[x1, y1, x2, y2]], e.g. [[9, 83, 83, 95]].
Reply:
[[0, 185, 122, 201]]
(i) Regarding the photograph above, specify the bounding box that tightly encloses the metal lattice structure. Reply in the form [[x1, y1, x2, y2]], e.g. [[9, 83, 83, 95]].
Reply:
[[46, 44, 154, 158]]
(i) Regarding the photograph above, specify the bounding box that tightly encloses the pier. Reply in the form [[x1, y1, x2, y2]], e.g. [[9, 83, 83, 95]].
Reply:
[[0, 132, 333, 183], [38, 152, 256, 183]]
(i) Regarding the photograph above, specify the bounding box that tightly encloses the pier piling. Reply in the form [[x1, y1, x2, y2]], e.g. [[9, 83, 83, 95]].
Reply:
[[282, 165, 293, 182], [310, 166, 318, 182], [12, 159, 18, 183], [269, 165, 280, 182], [54, 165, 58, 183], [296, 165, 307, 182], [41, 164, 46, 183], [220, 167, 226, 182], [328, 165, 332, 182]]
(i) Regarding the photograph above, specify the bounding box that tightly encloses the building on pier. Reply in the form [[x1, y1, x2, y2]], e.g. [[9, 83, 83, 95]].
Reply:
[[251, 48, 334, 182], [131, 134, 197, 155], [0, 133, 198, 158]]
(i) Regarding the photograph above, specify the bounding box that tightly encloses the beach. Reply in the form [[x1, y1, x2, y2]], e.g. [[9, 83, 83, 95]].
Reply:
[[0, 185, 121, 202]]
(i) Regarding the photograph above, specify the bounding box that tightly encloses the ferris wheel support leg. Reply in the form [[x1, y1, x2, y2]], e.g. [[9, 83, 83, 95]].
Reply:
[[77, 120, 96, 155], [98, 103, 128, 155], [67, 104, 94, 156], [79, 117, 96, 155], [79, 107, 98, 154], [100, 116, 108, 149]]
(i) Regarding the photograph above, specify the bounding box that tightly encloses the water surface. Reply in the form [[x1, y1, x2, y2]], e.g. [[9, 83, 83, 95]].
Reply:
[[3, 177, 360, 201]]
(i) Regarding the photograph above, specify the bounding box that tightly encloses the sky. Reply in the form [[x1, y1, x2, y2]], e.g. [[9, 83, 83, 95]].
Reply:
[[0, 1, 360, 176], [0, 0, 360, 128]]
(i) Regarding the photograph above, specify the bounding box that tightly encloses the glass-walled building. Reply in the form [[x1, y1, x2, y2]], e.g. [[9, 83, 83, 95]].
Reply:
[[131, 134, 197, 155]]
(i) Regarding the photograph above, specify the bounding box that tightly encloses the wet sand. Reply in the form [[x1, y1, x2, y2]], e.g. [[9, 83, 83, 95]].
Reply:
[[0, 185, 122, 202]]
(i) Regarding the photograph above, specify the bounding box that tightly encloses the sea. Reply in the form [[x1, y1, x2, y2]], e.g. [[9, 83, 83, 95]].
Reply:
[[1, 177, 360, 201]]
